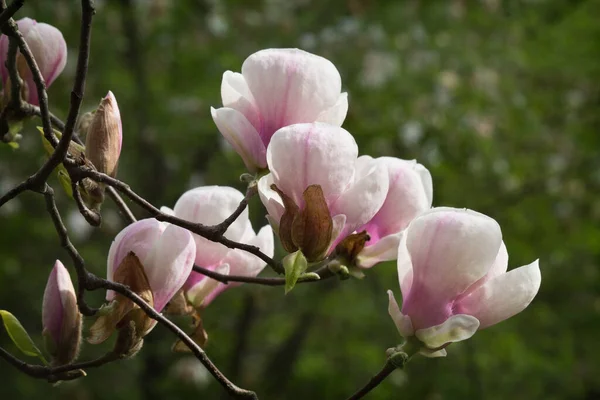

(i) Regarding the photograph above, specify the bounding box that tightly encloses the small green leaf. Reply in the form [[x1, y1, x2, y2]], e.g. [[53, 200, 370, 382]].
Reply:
[[57, 170, 74, 198], [0, 310, 48, 364], [7, 141, 19, 149], [283, 250, 308, 294]]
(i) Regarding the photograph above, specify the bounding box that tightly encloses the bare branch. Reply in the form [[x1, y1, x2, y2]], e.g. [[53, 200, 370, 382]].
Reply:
[[346, 360, 397, 400]]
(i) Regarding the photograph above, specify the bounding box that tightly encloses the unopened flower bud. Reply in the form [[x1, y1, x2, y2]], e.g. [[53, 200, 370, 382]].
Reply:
[[0, 18, 67, 105], [272, 184, 333, 262], [42, 260, 82, 366], [85, 91, 122, 178]]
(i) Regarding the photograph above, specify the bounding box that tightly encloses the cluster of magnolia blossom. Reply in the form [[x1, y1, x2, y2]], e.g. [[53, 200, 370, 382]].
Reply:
[[3, 17, 541, 367]]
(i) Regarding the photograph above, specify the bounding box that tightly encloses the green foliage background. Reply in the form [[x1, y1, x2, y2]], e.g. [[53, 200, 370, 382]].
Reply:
[[1, 0, 599, 399]]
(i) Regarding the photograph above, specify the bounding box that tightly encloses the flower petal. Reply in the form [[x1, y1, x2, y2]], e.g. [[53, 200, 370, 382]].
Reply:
[[455, 259, 541, 329], [143, 225, 196, 312], [358, 157, 432, 243], [415, 314, 480, 349], [267, 123, 357, 207], [187, 264, 230, 308], [211, 107, 267, 171], [401, 208, 502, 322], [221, 71, 260, 129], [356, 232, 402, 268], [316, 92, 348, 126], [242, 48, 343, 143], [387, 290, 414, 338], [330, 159, 389, 234], [106, 218, 165, 301], [258, 174, 285, 226], [174, 185, 249, 266]]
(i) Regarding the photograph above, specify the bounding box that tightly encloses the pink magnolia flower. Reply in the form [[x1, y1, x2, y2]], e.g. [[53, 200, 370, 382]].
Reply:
[[211, 48, 348, 172], [85, 91, 122, 178], [354, 156, 433, 268], [0, 18, 67, 105], [258, 122, 389, 261], [387, 207, 541, 357], [164, 186, 274, 307], [42, 260, 82, 365], [107, 218, 196, 312]]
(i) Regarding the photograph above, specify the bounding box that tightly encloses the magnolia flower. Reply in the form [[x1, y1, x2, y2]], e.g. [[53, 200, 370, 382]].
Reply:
[[0, 18, 67, 105], [165, 186, 274, 307], [85, 91, 122, 178], [354, 156, 433, 268], [42, 260, 82, 365], [107, 218, 196, 313], [211, 48, 348, 172], [258, 122, 389, 262], [387, 207, 541, 357]]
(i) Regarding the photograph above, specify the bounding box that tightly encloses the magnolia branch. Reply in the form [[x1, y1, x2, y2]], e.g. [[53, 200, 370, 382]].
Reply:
[[345, 359, 398, 400]]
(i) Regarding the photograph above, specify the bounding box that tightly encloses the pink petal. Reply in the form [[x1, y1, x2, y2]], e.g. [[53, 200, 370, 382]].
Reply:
[[106, 218, 165, 301], [400, 207, 502, 330], [267, 122, 357, 208], [358, 157, 432, 243], [211, 107, 267, 172], [42, 260, 74, 344], [187, 263, 230, 307], [329, 157, 389, 235], [143, 225, 196, 312], [454, 259, 541, 329], [356, 232, 402, 268], [241, 48, 344, 144]]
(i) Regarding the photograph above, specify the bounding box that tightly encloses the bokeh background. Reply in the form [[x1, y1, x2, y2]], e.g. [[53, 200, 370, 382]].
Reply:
[[1, 0, 599, 399]]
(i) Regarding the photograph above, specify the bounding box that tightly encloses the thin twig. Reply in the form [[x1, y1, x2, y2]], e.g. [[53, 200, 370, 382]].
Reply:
[[192, 265, 325, 286], [71, 181, 102, 226], [42, 184, 98, 316], [106, 186, 137, 223], [345, 360, 397, 400], [71, 166, 284, 273]]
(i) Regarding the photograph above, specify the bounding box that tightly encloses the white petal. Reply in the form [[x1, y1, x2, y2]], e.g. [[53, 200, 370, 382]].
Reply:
[[242, 48, 343, 142], [326, 213, 348, 253], [396, 231, 413, 298], [316, 92, 348, 126], [387, 290, 414, 337], [267, 123, 357, 206], [221, 71, 260, 129], [143, 225, 196, 312], [330, 160, 389, 234], [187, 263, 230, 307], [455, 259, 541, 329], [405, 207, 502, 304], [223, 224, 274, 277], [211, 107, 267, 171], [419, 348, 447, 358], [174, 185, 248, 241], [356, 232, 402, 268], [174, 186, 249, 267], [415, 314, 480, 349], [258, 174, 285, 225], [27, 22, 67, 85]]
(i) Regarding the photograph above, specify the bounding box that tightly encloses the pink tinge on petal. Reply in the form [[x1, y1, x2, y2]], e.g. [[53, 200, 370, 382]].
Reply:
[[241, 48, 344, 145], [144, 225, 196, 312], [42, 260, 66, 344], [399, 207, 502, 330], [267, 123, 358, 208], [0, 18, 37, 85], [106, 218, 165, 301], [358, 158, 432, 245]]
